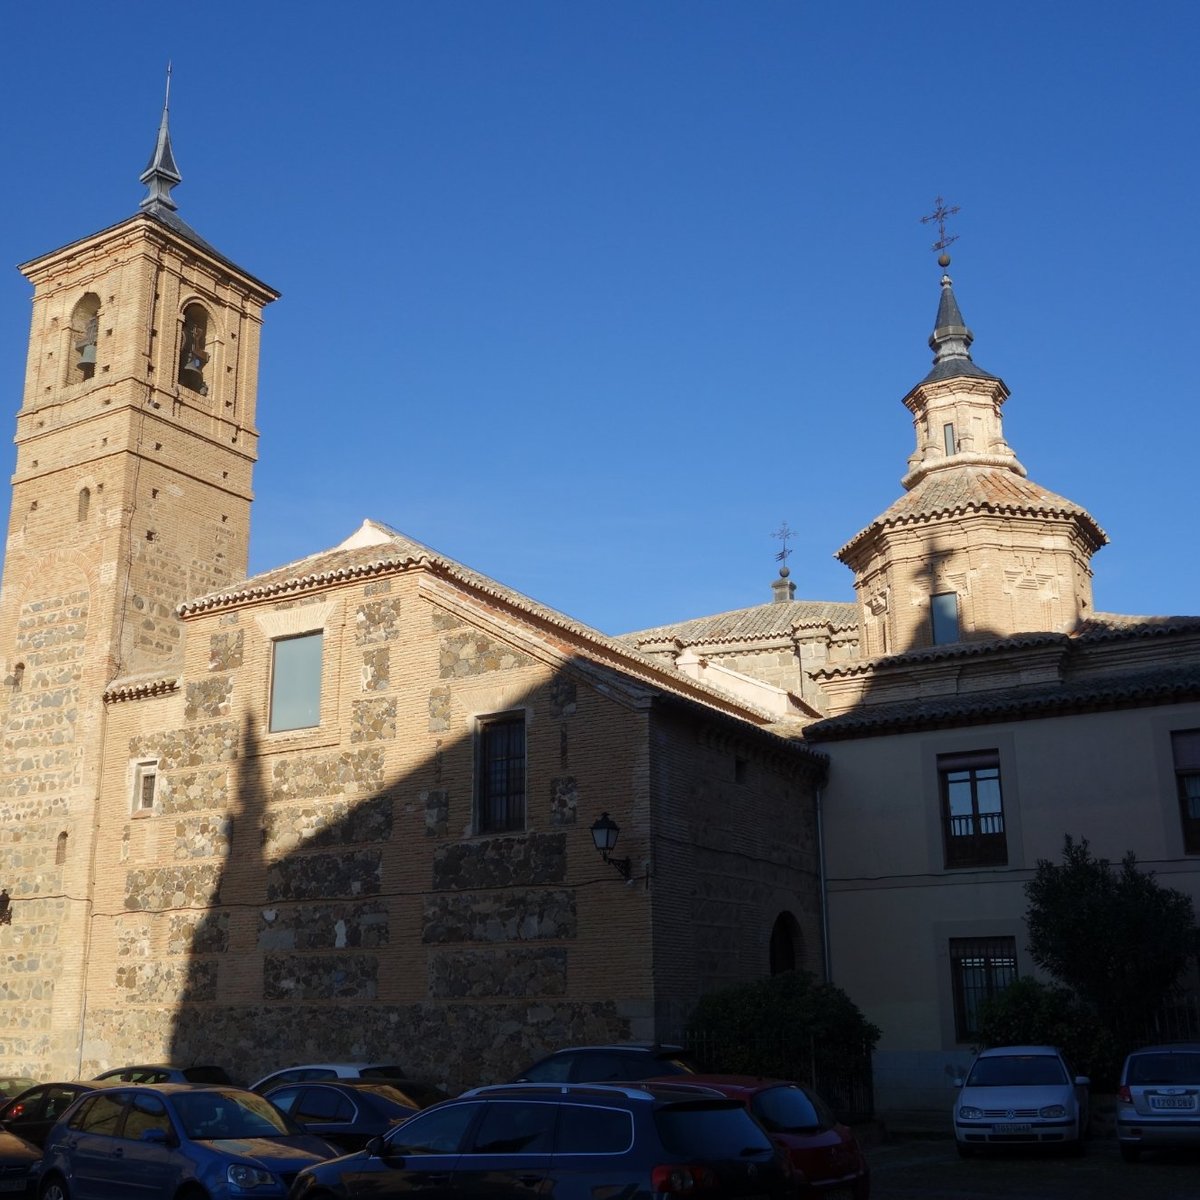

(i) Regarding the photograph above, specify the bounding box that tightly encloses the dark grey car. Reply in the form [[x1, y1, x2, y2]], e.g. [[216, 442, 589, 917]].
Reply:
[[1116, 1043, 1200, 1161]]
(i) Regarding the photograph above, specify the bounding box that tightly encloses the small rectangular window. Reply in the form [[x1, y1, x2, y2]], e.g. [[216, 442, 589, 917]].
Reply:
[[939, 750, 1006, 868], [269, 631, 323, 732], [950, 936, 1018, 1041], [930, 592, 959, 645], [1172, 729, 1200, 854], [133, 760, 158, 813], [477, 714, 526, 834], [943, 423, 956, 456]]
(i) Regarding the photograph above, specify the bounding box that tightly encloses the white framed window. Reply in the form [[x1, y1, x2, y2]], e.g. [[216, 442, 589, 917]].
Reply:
[[269, 631, 324, 733], [133, 760, 159, 813]]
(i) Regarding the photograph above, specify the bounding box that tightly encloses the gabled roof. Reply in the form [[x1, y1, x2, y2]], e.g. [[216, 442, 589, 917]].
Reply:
[[621, 599, 859, 648], [837, 464, 1108, 561], [177, 520, 823, 749]]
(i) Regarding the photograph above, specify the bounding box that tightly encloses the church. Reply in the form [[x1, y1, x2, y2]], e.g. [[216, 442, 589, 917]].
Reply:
[[1, 99, 1197, 1116]]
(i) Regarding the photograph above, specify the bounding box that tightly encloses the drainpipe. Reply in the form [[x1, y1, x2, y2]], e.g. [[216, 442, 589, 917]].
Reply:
[[816, 785, 831, 982]]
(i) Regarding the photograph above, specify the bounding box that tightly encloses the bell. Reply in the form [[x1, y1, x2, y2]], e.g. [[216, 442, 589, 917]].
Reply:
[[77, 343, 97, 368], [179, 362, 204, 390]]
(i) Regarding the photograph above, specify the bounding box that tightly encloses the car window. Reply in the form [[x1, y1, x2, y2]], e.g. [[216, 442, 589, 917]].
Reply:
[[265, 1086, 301, 1114], [76, 1093, 127, 1135], [294, 1087, 356, 1123], [123, 1094, 172, 1141], [752, 1085, 828, 1133], [358, 1065, 406, 1079], [182, 1066, 232, 1084], [387, 1102, 480, 1155], [555, 1104, 633, 1154], [468, 1101, 556, 1154], [1127, 1052, 1200, 1084], [656, 1101, 773, 1158], [572, 1052, 645, 1081], [3, 1087, 46, 1122], [357, 1086, 421, 1116], [45, 1087, 85, 1122], [520, 1056, 573, 1084], [966, 1055, 1067, 1087]]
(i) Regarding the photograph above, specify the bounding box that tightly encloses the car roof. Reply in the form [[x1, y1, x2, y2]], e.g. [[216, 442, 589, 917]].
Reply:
[[650, 1073, 796, 1096], [544, 1043, 687, 1055], [461, 1081, 727, 1104], [975, 1045, 1060, 1057], [1126, 1043, 1200, 1054]]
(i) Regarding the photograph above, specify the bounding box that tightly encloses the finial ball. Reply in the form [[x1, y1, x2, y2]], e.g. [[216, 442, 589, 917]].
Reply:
[[779, 566, 791, 579], [938, 252, 951, 268]]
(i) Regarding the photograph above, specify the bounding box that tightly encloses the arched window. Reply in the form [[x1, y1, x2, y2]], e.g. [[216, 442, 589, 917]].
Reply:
[[56, 832, 68, 865], [10, 662, 24, 692], [769, 912, 803, 976], [69, 293, 101, 384], [78, 487, 91, 522], [178, 303, 211, 395]]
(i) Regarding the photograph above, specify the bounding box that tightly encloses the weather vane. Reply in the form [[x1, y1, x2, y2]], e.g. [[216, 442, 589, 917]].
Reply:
[[920, 195, 960, 266], [772, 520, 795, 567]]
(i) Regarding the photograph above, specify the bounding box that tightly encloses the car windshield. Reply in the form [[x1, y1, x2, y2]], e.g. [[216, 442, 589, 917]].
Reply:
[[357, 1085, 422, 1115], [173, 1090, 297, 1140], [966, 1055, 1067, 1087], [752, 1085, 830, 1133], [1127, 1052, 1200, 1084]]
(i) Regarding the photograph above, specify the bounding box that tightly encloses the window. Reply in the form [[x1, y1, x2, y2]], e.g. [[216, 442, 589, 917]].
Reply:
[[269, 632, 323, 732], [388, 1102, 481, 1156], [930, 591, 959, 645], [1172, 729, 1200, 854], [477, 714, 526, 833], [556, 1104, 633, 1154], [769, 912, 802, 975], [178, 303, 211, 394], [78, 487, 90, 522], [943, 422, 956, 456], [69, 293, 100, 383], [468, 1100, 556, 1154], [950, 936, 1018, 1041], [133, 760, 158, 813], [939, 750, 1006, 868]]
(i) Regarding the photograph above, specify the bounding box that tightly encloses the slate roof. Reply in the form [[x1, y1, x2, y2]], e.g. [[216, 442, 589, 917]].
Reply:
[[620, 599, 860, 647], [838, 465, 1108, 561]]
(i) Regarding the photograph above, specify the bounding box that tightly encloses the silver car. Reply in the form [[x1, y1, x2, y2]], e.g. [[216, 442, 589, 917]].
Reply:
[[1116, 1043, 1200, 1161], [953, 1044, 1089, 1155]]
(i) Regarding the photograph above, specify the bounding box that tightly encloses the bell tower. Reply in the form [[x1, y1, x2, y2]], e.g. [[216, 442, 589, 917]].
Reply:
[[0, 85, 277, 1077]]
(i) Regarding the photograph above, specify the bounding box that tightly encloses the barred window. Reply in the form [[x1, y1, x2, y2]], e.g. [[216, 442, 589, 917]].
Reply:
[[1172, 729, 1200, 854], [950, 936, 1018, 1042], [939, 750, 1006, 868], [133, 760, 159, 814], [477, 714, 526, 834]]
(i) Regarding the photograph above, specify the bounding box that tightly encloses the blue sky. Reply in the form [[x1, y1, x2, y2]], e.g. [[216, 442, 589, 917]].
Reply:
[[0, 2, 1195, 635]]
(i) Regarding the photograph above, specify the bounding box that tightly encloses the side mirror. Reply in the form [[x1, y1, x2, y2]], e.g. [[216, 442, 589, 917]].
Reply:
[[1075, 1076, 1090, 1086], [952, 1077, 964, 1088]]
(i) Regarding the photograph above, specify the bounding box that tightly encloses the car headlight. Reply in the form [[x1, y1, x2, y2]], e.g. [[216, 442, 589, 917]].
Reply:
[[1038, 1104, 1066, 1119], [227, 1163, 275, 1189], [957, 1105, 984, 1120]]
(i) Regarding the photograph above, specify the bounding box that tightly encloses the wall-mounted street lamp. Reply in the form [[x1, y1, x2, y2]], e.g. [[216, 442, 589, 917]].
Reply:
[[589, 812, 632, 882]]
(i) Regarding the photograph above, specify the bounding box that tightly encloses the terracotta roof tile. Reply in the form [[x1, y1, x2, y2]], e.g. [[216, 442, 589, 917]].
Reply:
[[621, 599, 859, 647]]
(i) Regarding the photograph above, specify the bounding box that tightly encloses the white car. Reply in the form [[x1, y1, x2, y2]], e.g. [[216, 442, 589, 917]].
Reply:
[[249, 1062, 406, 1093], [953, 1044, 1089, 1155]]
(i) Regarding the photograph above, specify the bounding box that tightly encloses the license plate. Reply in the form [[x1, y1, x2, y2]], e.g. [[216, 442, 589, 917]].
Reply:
[[1150, 1096, 1194, 1110], [992, 1122, 1031, 1133]]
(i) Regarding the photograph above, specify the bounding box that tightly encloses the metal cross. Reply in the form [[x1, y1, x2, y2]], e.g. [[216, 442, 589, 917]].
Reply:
[[772, 520, 795, 564], [920, 195, 960, 255]]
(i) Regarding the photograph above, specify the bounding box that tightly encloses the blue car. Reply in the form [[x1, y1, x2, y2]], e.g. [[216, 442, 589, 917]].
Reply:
[[37, 1083, 339, 1199]]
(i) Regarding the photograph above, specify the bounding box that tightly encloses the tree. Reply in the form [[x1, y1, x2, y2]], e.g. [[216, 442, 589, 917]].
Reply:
[[1025, 836, 1200, 1045]]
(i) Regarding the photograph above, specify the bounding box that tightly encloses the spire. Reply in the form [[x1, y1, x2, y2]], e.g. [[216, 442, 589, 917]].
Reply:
[[919, 265, 997, 384], [139, 65, 181, 213]]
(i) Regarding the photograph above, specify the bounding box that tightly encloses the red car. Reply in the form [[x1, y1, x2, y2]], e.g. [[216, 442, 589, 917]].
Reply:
[[650, 1074, 870, 1200]]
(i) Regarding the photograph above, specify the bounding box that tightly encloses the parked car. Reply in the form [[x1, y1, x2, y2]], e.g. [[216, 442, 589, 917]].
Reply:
[[953, 1045, 1089, 1155], [92, 1063, 234, 1085], [512, 1042, 698, 1083], [265, 1080, 445, 1153], [1115, 1042, 1200, 1161], [0, 1081, 103, 1147], [37, 1082, 340, 1200], [250, 1063, 408, 1093], [0, 1127, 41, 1197], [0, 1078, 36, 1101], [289, 1080, 794, 1200], [651, 1074, 870, 1199]]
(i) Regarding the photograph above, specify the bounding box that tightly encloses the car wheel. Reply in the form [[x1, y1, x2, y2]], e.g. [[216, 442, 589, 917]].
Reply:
[[174, 1187, 210, 1200], [40, 1176, 69, 1200], [1119, 1143, 1141, 1163]]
